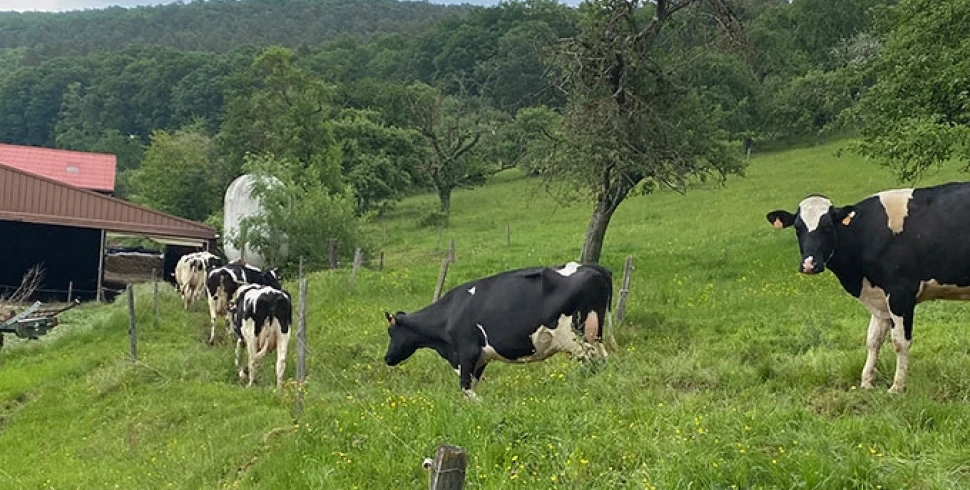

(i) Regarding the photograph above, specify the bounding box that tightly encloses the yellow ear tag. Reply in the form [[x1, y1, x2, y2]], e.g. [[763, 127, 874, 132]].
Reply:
[[773, 218, 783, 229], [842, 211, 856, 226]]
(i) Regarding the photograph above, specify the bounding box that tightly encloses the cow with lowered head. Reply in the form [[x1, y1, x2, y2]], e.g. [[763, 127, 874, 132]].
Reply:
[[205, 263, 281, 345], [383, 262, 613, 399], [767, 182, 970, 393], [174, 251, 222, 310]]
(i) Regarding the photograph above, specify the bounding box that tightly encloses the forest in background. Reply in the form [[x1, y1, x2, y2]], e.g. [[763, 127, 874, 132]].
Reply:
[[1, 0, 965, 269]]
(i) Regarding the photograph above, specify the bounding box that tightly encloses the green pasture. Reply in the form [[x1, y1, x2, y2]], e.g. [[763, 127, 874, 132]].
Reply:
[[3, 141, 970, 489]]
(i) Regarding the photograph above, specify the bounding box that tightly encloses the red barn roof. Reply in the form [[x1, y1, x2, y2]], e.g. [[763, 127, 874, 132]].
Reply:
[[0, 143, 116, 192]]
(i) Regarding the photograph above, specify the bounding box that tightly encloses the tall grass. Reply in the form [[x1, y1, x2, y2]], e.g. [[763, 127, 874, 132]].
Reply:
[[3, 141, 970, 489]]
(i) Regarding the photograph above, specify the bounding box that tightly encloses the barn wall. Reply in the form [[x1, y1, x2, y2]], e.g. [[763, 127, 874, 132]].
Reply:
[[0, 221, 101, 301]]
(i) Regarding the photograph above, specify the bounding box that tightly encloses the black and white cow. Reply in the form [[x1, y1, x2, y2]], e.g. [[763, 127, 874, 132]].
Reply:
[[229, 284, 292, 390], [173, 251, 222, 310], [767, 182, 970, 393], [205, 263, 282, 345], [383, 261, 614, 399]]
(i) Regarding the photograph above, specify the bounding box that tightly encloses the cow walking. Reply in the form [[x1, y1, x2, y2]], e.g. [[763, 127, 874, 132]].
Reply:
[[229, 284, 292, 390], [767, 182, 970, 393], [173, 251, 222, 310], [206, 263, 281, 345], [383, 262, 613, 399]]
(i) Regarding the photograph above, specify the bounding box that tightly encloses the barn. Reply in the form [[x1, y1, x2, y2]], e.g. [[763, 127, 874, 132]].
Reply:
[[0, 144, 216, 301]]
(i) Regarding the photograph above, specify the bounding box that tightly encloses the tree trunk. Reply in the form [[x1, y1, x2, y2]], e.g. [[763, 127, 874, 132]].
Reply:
[[438, 187, 453, 215], [580, 196, 617, 264], [579, 170, 638, 263]]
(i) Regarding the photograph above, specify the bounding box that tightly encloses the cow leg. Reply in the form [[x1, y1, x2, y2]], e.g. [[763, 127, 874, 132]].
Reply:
[[471, 363, 487, 390], [887, 293, 916, 394], [207, 296, 219, 345], [275, 329, 290, 392], [458, 349, 483, 400], [246, 333, 260, 387], [235, 336, 244, 371], [860, 314, 891, 389]]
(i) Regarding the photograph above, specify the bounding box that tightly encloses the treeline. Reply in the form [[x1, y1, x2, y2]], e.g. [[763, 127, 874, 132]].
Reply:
[[0, 0, 468, 58], [1, 0, 960, 269]]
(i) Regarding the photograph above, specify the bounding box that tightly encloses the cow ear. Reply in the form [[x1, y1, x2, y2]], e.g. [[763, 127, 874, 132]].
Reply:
[[384, 311, 396, 326], [835, 206, 856, 226], [766, 210, 795, 229]]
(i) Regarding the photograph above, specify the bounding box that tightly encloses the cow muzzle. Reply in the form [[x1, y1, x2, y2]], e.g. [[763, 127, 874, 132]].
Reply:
[[801, 256, 823, 274]]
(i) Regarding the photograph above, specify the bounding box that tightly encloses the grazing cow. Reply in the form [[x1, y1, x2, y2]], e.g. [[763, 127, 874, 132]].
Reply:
[[205, 263, 282, 345], [767, 182, 970, 393], [383, 261, 613, 399], [229, 284, 292, 390], [173, 251, 222, 310]]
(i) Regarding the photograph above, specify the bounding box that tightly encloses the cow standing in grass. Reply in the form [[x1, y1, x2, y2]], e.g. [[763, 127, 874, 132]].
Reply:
[[229, 284, 292, 390], [383, 262, 613, 399], [205, 263, 281, 345], [173, 251, 222, 310], [767, 182, 970, 393]]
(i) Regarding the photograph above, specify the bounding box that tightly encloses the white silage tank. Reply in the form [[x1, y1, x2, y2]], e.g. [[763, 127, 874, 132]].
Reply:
[[223, 174, 287, 269]]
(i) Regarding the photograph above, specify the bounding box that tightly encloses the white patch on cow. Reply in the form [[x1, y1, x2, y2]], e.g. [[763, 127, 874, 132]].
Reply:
[[857, 277, 891, 319], [468, 286, 476, 296], [917, 279, 970, 302], [798, 196, 833, 232], [584, 311, 599, 344], [476, 324, 488, 344], [556, 261, 582, 276], [877, 188, 913, 234]]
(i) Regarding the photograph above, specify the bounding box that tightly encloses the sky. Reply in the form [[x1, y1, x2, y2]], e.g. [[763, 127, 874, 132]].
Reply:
[[0, 0, 580, 13]]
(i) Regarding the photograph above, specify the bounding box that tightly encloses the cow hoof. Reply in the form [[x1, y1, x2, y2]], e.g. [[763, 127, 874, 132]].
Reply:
[[887, 385, 905, 395], [461, 389, 481, 402], [860, 381, 875, 390]]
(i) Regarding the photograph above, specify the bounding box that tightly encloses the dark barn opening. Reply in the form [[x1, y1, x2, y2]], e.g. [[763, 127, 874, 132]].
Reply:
[[163, 245, 201, 285], [0, 221, 101, 301]]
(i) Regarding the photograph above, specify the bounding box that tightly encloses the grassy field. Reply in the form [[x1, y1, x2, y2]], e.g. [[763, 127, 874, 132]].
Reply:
[[4, 140, 970, 489]]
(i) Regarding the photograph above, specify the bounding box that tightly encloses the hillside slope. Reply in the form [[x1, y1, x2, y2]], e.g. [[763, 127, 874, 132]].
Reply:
[[3, 141, 970, 489]]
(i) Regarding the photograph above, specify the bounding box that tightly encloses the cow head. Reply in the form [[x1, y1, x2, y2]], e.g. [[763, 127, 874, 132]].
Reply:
[[383, 311, 420, 366], [766, 195, 855, 274], [266, 268, 282, 289]]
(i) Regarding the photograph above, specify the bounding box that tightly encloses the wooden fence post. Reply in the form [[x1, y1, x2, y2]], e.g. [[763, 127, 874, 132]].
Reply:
[[432, 259, 450, 302], [427, 445, 467, 490], [127, 285, 137, 363], [328, 239, 338, 270], [379, 252, 384, 272], [611, 255, 634, 351], [349, 248, 363, 290], [505, 225, 510, 246], [66, 281, 73, 303], [448, 239, 456, 264], [295, 257, 308, 418], [152, 268, 159, 328]]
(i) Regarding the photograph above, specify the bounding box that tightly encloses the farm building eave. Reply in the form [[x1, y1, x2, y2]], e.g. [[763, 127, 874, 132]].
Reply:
[[0, 162, 216, 242]]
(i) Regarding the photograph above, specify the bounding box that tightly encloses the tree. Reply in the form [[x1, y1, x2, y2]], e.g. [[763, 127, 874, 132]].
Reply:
[[129, 123, 227, 221], [219, 46, 343, 193], [234, 153, 366, 273], [404, 82, 492, 218], [547, 0, 745, 263], [330, 109, 425, 215], [850, 0, 970, 181]]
